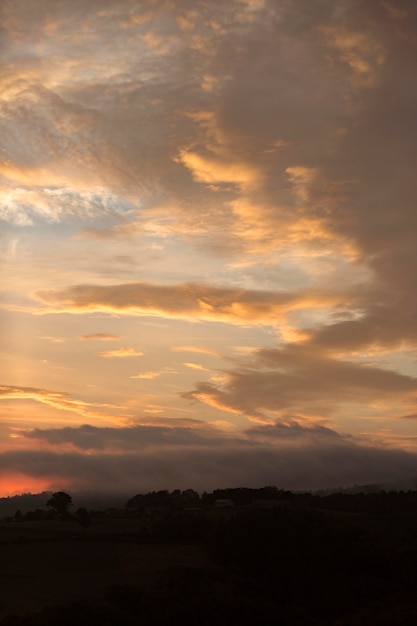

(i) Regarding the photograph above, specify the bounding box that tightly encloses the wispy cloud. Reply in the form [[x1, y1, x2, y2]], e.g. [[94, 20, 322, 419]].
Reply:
[[39, 336, 66, 344], [182, 362, 209, 372], [172, 345, 223, 357], [130, 367, 177, 379], [130, 371, 161, 380], [98, 347, 143, 358], [0, 385, 119, 423], [81, 333, 120, 341]]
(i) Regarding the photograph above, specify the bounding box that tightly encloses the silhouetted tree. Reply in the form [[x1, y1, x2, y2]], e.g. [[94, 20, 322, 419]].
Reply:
[[13, 509, 22, 522], [75, 507, 91, 528], [24, 509, 46, 522], [46, 491, 73, 517], [126, 494, 144, 512], [180, 489, 200, 506]]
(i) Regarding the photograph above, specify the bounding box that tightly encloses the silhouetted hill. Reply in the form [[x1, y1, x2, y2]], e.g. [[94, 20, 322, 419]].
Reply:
[[0, 491, 131, 518], [0, 492, 51, 518]]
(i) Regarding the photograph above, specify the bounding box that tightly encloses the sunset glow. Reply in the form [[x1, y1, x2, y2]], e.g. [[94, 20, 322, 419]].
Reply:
[[2, 0, 417, 495]]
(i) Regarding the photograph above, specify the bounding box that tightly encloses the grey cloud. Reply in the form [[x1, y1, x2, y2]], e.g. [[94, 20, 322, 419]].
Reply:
[[23, 419, 350, 452], [245, 420, 351, 442], [309, 306, 417, 352], [300, 3, 417, 338], [209, 0, 417, 344], [256, 346, 417, 393], [23, 423, 226, 451], [4, 423, 417, 492], [216, 3, 347, 147], [184, 344, 417, 418]]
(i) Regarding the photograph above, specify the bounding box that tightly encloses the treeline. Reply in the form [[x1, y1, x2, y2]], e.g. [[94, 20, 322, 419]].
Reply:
[[126, 488, 200, 509], [125, 486, 287, 509], [3, 487, 417, 522], [125, 485, 417, 515], [295, 488, 417, 515]]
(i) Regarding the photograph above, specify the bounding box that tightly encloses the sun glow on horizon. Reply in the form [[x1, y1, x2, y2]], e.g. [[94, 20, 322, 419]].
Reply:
[[0, 475, 59, 498]]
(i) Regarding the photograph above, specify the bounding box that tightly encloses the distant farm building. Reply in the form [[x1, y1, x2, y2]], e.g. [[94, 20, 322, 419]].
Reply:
[[214, 499, 234, 508]]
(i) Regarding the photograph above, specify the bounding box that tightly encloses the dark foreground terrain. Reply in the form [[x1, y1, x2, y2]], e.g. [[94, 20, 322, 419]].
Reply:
[[1, 488, 417, 625]]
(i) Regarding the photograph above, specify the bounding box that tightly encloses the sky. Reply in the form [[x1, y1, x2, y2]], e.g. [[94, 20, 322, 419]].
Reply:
[[1, 0, 417, 497]]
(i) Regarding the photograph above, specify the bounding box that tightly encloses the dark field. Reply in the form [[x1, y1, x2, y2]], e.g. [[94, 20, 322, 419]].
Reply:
[[1, 490, 417, 625], [0, 519, 213, 617]]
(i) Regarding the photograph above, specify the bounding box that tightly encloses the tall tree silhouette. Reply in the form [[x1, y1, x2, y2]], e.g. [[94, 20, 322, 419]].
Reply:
[[46, 491, 73, 517]]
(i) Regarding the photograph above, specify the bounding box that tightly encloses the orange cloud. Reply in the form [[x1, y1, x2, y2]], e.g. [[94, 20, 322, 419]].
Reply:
[[81, 333, 120, 341], [0, 385, 120, 423], [130, 372, 160, 379], [98, 347, 143, 358], [321, 26, 384, 87], [130, 367, 177, 379], [172, 345, 222, 357], [35, 281, 350, 326], [176, 149, 262, 188], [182, 362, 209, 371]]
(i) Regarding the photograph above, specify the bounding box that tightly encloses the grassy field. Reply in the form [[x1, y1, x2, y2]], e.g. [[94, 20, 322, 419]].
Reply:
[[0, 519, 213, 619]]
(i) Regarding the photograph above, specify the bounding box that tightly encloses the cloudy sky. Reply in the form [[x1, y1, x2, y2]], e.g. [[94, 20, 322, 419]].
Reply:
[[2, 0, 417, 497]]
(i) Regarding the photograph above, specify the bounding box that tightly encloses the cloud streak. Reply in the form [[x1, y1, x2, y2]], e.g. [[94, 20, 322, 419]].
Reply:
[[35, 281, 350, 325], [98, 347, 143, 358], [81, 333, 119, 341], [0, 385, 120, 424]]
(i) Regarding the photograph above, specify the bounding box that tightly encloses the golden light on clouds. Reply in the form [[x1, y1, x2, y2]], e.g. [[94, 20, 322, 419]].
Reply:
[[34, 281, 351, 326], [176, 149, 262, 188], [98, 347, 144, 358], [130, 371, 161, 380], [81, 333, 119, 341], [1, 0, 417, 495], [182, 362, 209, 371]]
